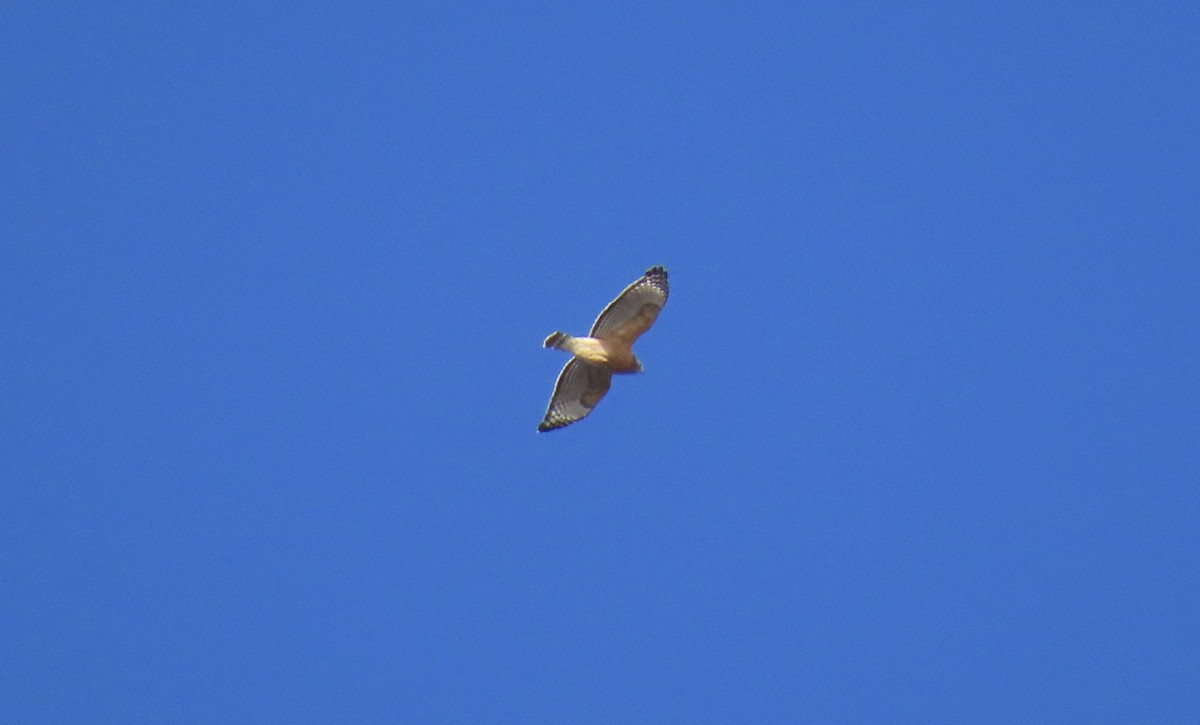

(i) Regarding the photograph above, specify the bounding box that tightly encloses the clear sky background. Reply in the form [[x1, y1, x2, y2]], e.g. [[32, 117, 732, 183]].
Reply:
[[3, 3, 1198, 722]]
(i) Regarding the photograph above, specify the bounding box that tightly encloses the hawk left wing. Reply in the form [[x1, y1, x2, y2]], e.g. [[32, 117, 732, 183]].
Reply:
[[538, 358, 614, 432]]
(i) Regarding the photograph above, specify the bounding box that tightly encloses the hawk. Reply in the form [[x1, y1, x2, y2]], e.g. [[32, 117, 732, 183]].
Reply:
[[538, 265, 669, 432]]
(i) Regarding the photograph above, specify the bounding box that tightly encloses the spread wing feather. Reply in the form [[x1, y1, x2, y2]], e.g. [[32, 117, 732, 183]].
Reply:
[[588, 266, 669, 344], [538, 358, 613, 432]]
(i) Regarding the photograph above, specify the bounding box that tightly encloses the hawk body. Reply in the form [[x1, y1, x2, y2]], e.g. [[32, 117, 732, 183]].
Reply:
[[538, 266, 668, 432], [543, 332, 642, 372]]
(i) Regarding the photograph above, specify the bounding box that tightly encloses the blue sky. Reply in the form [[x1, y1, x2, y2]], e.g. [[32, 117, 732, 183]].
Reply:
[[3, 3, 1197, 721]]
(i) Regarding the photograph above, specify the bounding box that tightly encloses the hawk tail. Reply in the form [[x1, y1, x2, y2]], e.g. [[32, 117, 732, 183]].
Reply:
[[543, 331, 573, 350]]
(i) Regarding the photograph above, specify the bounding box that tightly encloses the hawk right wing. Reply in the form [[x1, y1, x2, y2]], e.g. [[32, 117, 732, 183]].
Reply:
[[538, 358, 613, 432], [588, 266, 669, 345]]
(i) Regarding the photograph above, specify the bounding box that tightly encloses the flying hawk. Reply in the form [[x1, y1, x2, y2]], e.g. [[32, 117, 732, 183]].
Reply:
[[538, 266, 669, 432]]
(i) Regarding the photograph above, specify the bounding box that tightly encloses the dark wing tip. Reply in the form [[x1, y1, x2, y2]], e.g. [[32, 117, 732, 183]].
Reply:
[[643, 266, 668, 299]]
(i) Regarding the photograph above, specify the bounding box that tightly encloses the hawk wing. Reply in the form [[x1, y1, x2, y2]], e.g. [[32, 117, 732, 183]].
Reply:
[[588, 266, 669, 345], [538, 358, 613, 432]]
